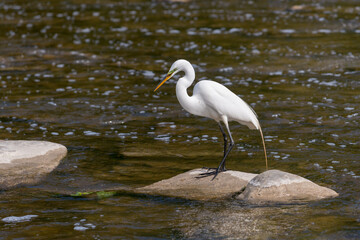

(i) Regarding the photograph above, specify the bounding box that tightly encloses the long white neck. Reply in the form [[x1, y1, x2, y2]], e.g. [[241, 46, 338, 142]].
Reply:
[[175, 63, 197, 115]]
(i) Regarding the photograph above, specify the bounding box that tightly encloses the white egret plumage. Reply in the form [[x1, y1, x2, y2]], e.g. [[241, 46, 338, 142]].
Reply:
[[154, 59, 268, 179]]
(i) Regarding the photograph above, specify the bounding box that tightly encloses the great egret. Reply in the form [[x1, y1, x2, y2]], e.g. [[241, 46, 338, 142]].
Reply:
[[154, 59, 268, 179]]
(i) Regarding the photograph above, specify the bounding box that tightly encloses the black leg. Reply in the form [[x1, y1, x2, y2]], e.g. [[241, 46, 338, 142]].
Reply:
[[200, 123, 228, 173], [218, 122, 227, 171], [197, 120, 234, 180], [213, 137, 234, 178]]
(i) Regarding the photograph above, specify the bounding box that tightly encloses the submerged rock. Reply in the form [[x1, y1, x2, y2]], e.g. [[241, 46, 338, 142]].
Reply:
[[237, 170, 339, 204], [0, 140, 67, 189], [136, 168, 257, 201]]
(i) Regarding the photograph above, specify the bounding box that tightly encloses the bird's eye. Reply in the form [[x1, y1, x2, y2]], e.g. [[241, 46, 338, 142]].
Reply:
[[168, 68, 178, 75]]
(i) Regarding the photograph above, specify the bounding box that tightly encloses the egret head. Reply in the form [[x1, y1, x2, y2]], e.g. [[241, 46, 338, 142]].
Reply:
[[154, 59, 193, 92], [154, 59, 194, 92], [154, 65, 180, 92]]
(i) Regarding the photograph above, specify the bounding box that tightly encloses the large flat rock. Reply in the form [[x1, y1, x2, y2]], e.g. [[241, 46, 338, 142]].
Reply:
[[136, 169, 338, 203], [0, 140, 67, 189], [237, 170, 339, 204], [136, 168, 257, 201]]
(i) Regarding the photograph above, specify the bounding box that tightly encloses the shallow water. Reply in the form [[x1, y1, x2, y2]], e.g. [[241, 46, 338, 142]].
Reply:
[[0, 0, 359, 239]]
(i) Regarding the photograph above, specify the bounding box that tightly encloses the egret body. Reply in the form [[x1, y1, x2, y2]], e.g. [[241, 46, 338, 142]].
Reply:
[[154, 59, 268, 179]]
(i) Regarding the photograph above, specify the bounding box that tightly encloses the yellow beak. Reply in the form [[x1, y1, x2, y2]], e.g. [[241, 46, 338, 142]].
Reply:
[[154, 74, 173, 92]]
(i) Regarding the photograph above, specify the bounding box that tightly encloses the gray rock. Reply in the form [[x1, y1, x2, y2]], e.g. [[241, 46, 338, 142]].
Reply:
[[0, 140, 67, 189], [237, 169, 338, 204], [136, 168, 257, 201]]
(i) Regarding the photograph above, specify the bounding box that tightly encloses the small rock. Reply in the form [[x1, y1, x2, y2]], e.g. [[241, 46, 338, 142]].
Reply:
[[136, 168, 257, 201], [290, 5, 305, 11], [0, 140, 67, 189], [237, 170, 338, 204]]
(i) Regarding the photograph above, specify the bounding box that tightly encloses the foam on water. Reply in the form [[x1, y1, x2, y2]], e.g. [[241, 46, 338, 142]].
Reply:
[[2, 215, 38, 223], [73, 219, 96, 231], [83, 131, 101, 136]]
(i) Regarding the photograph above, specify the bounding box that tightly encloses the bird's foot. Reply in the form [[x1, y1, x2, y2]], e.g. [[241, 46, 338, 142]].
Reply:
[[201, 166, 227, 172], [196, 167, 227, 180], [201, 167, 217, 172]]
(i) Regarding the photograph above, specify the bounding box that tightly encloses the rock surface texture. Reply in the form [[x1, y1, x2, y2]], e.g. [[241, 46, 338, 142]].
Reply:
[[237, 169, 339, 204], [137, 169, 338, 203], [0, 140, 67, 189], [136, 168, 257, 201]]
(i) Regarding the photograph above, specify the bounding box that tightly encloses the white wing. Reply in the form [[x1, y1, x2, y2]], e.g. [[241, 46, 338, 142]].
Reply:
[[193, 80, 260, 130]]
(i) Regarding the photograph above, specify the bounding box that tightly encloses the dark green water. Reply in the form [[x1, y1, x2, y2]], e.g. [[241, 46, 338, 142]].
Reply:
[[0, 0, 359, 239]]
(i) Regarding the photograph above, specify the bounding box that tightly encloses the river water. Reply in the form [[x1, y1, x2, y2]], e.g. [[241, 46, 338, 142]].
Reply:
[[0, 0, 359, 239]]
